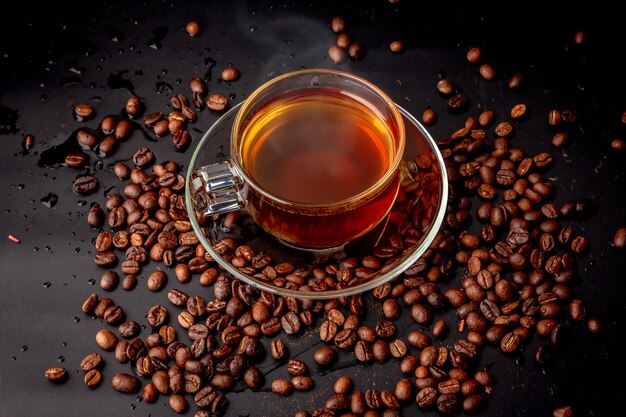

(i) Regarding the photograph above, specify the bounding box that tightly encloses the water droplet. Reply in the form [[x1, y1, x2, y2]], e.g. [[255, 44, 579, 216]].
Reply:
[[289, 53, 295, 58], [62, 342, 67, 347], [45, 246, 51, 251], [155, 81, 173, 94], [74, 316, 80, 323], [33, 247, 39, 252], [40, 192, 58, 208], [43, 282, 51, 288], [88, 279, 96, 285], [41, 95, 48, 101], [17, 184, 25, 189], [77, 200, 87, 206], [57, 355, 65, 363], [21, 345, 28, 352], [249, 25, 257, 32], [130, 404, 136, 410], [74, 247, 81, 253], [175, 78, 182, 85], [11, 356, 16, 361], [229, 93, 236, 100]]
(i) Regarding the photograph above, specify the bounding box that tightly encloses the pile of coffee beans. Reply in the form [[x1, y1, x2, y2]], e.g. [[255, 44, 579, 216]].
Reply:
[[40, 21, 626, 417]]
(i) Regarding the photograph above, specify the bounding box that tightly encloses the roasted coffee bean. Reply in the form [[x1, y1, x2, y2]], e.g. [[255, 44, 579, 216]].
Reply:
[[328, 45, 345, 64], [553, 405, 575, 417], [100, 270, 119, 291], [147, 305, 168, 327], [241, 366, 263, 390], [73, 175, 99, 195], [271, 378, 293, 396], [74, 103, 94, 120], [147, 270, 167, 292], [479, 64, 496, 80], [448, 93, 469, 111], [348, 41, 365, 60], [133, 147, 154, 167], [169, 394, 188, 414], [100, 115, 116, 133], [389, 339, 407, 358], [96, 329, 118, 351], [331, 16, 345, 32], [94, 297, 114, 317], [112, 373, 140, 393], [143, 383, 159, 403], [373, 340, 390, 362], [587, 317, 601, 333], [118, 321, 140, 339], [355, 340, 373, 363], [287, 359, 308, 376], [125, 95, 142, 116], [44, 367, 67, 383], [508, 72, 524, 90], [114, 119, 132, 140], [389, 40, 404, 53], [82, 293, 99, 314], [292, 375, 314, 392], [80, 352, 103, 372], [466, 47, 482, 64], [221, 67, 240, 81], [614, 227, 626, 249], [314, 346, 337, 366], [81, 369, 101, 388], [104, 305, 124, 324], [422, 108, 437, 126], [207, 94, 228, 112], [65, 152, 88, 168], [270, 339, 287, 360]]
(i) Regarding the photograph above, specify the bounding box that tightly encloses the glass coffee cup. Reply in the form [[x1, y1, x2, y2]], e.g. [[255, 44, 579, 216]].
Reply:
[[190, 69, 406, 250], [187, 69, 448, 299]]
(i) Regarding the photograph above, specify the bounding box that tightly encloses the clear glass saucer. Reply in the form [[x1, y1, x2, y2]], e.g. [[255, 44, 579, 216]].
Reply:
[[185, 103, 448, 299]]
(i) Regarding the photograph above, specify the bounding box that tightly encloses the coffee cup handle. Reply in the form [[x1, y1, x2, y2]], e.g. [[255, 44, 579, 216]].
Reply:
[[190, 161, 243, 216]]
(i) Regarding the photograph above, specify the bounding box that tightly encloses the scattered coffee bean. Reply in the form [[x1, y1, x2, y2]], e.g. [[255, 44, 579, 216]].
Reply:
[[207, 94, 228, 112], [328, 45, 345, 64], [186, 21, 201, 37], [75, 103, 95, 121], [331, 16, 345, 33], [466, 47, 482, 64], [44, 367, 67, 383], [389, 40, 404, 53], [614, 227, 626, 249], [221, 67, 240, 82], [73, 175, 99, 195], [112, 373, 140, 393]]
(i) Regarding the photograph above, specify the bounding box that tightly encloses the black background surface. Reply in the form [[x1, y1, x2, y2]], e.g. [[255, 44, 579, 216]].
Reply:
[[1, 1, 625, 416]]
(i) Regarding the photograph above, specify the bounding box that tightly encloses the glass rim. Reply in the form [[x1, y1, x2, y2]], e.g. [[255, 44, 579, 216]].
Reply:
[[185, 102, 449, 299], [229, 68, 406, 210]]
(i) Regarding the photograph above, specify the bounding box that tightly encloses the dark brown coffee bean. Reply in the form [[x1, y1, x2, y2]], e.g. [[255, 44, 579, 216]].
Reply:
[[99, 270, 118, 291], [172, 130, 190, 151], [479, 64, 495, 80], [389, 339, 407, 358], [463, 394, 484, 413], [287, 359, 308, 376], [81, 293, 99, 314], [114, 119, 132, 140], [133, 147, 154, 167], [147, 305, 168, 327], [389, 40, 404, 53], [587, 317, 601, 333], [75, 103, 95, 120], [331, 16, 345, 32], [143, 383, 159, 403], [221, 67, 240, 81], [614, 227, 626, 249], [314, 346, 337, 366], [169, 394, 188, 414], [553, 405, 575, 417], [125, 95, 142, 117], [348, 41, 365, 60], [448, 93, 469, 111], [466, 47, 482, 64], [80, 352, 103, 371], [207, 94, 228, 112], [112, 373, 140, 393], [548, 109, 562, 126], [104, 305, 124, 325], [73, 175, 99, 195], [153, 119, 169, 137], [81, 369, 101, 388], [44, 367, 67, 383], [272, 379, 293, 396], [96, 329, 117, 351], [147, 270, 167, 292], [65, 152, 89, 168], [100, 115, 116, 133], [328, 45, 345, 64], [287, 375, 311, 392], [118, 321, 140, 339]]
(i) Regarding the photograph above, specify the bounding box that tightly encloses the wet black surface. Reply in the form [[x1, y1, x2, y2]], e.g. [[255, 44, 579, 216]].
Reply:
[[1, 1, 625, 416]]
